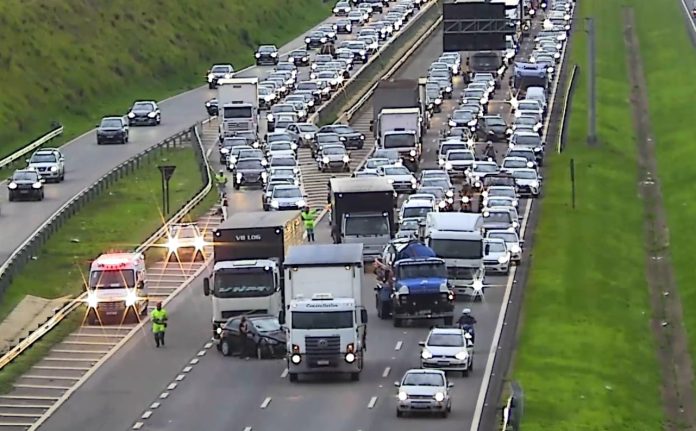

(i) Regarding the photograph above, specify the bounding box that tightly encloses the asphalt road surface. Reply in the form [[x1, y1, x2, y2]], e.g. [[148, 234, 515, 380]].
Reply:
[[0, 3, 402, 267], [34, 17, 544, 431]]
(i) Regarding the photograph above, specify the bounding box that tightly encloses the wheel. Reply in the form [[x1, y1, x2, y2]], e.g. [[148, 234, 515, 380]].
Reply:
[[350, 372, 360, 381], [208, 83, 215, 89], [396, 409, 403, 417], [441, 411, 449, 418], [38, 191, 44, 201], [220, 340, 232, 356], [216, 343, 222, 352], [234, 183, 240, 190], [376, 298, 382, 319], [444, 316, 453, 326], [59, 173, 65, 182], [256, 345, 264, 360], [156, 115, 161, 125], [393, 318, 402, 327], [288, 373, 298, 382], [463, 368, 470, 377], [8, 193, 14, 202], [469, 358, 474, 371]]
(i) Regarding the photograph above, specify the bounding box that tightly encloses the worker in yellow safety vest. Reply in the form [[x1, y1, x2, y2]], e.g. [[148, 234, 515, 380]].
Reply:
[[301, 207, 318, 242], [151, 302, 168, 348]]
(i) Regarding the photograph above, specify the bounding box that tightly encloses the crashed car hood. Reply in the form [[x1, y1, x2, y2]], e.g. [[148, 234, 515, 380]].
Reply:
[[258, 330, 286, 344]]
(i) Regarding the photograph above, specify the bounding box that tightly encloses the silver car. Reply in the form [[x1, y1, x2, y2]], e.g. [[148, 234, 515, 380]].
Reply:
[[482, 208, 518, 232], [443, 149, 476, 176], [27, 148, 65, 182], [268, 184, 307, 211], [266, 142, 297, 159], [362, 157, 391, 174], [420, 327, 474, 375], [482, 196, 517, 211], [512, 168, 542, 197], [286, 123, 319, 148], [486, 229, 523, 264], [483, 238, 511, 274], [396, 217, 421, 239], [395, 369, 453, 417], [373, 148, 401, 165], [317, 145, 350, 172], [377, 165, 417, 193], [482, 186, 519, 208]]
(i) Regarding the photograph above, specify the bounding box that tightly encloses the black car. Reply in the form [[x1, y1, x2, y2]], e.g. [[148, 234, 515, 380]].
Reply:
[[305, 31, 329, 49], [344, 41, 369, 63], [287, 49, 310, 67], [217, 315, 286, 359], [96, 116, 129, 145], [311, 132, 343, 157], [295, 81, 322, 104], [232, 158, 268, 190], [317, 124, 365, 149], [363, 0, 384, 13], [127, 100, 161, 126], [219, 137, 249, 164], [255, 45, 279, 65], [477, 115, 508, 142], [334, 19, 353, 34], [204, 98, 218, 116], [8, 169, 44, 201]]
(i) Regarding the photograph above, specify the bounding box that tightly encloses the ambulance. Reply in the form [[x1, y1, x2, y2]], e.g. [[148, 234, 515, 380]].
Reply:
[[86, 252, 148, 324]]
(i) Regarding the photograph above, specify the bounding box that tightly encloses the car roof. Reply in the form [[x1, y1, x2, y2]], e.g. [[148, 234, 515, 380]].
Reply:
[[429, 327, 464, 335], [404, 368, 446, 375]]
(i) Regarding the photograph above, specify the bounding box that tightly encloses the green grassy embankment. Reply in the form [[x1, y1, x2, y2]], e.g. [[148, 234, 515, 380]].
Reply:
[[0, 0, 332, 158], [0, 145, 212, 394], [511, 0, 664, 429], [633, 0, 696, 383]]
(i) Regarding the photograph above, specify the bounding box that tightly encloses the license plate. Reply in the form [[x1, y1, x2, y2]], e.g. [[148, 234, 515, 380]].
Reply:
[[105, 311, 117, 316], [317, 360, 330, 366], [421, 309, 431, 314]]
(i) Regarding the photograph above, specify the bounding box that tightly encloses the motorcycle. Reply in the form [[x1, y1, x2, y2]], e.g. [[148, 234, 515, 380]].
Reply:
[[459, 323, 475, 343]]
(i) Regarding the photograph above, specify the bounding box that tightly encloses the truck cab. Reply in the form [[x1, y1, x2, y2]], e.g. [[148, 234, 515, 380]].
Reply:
[[217, 78, 260, 137], [375, 108, 422, 171], [86, 253, 148, 324]]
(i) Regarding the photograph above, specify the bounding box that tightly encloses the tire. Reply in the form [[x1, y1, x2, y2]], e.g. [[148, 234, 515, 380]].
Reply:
[[256, 345, 264, 360], [441, 411, 449, 418], [396, 409, 403, 417], [208, 83, 215, 89], [220, 340, 232, 356], [288, 373, 298, 382], [8, 193, 14, 202], [234, 183, 240, 190], [60, 173, 65, 182], [38, 191, 44, 201]]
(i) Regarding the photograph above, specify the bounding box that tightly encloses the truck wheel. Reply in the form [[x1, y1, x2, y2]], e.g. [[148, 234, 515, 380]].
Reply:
[[393, 318, 402, 327], [289, 373, 298, 382], [350, 372, 360, 381], [444, 316, 453, 326]]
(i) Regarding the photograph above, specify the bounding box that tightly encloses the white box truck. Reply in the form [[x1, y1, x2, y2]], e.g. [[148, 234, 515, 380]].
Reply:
[[280, 244, 367, 382], [420, 213, 486, 296], [217, 77, 259, 137], [376, 108, 422, 171]]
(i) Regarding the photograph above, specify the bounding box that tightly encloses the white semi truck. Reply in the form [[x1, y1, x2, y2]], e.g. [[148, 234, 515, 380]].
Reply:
[[280, 243, 367, 382], [217, 77, 259, 137]]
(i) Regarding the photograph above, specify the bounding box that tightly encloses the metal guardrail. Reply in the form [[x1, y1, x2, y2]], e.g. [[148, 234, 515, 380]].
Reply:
[[0, 124, 65, 170], [556, 64, 579, 153], [0, 120, 213, 370]]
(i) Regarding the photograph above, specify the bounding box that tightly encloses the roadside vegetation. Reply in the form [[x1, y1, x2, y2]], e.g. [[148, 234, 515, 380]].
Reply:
[[0, 0, 332, 158], [511, 0, 665, 428]]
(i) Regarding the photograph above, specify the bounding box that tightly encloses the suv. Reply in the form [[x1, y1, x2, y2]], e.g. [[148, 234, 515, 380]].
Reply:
[[97, 116, 129, 145], [27, 148, 65, 182], [8, 169, 45, 201], [419, 327, 474, 376]]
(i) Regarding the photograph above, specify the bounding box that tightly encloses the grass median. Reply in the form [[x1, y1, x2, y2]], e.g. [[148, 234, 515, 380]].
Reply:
[[0, 144, 212, 394], [0, 0, 333, 158], [510, 0, 664, 429]]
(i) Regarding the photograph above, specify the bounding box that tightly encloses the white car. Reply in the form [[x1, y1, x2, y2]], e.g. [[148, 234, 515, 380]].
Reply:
[[266, 141, 297, 159], [395, 369, 453, 417], [483, 238, 511, 274], [486, 229, 523, 264], [443, 149, 476, 175], [333, 1, 352, 16], [362, 157, 391, 174], [514, 99, 544, 119], [501, 156, 535, 174], [377, 164, 417, 193], [483, 186, 519, 208], [420, 327, 474, 375], [399, 198, 436, 223]]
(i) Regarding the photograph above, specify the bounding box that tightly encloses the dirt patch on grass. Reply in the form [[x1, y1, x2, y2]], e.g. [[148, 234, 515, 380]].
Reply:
[[624, 7, 696, 429]]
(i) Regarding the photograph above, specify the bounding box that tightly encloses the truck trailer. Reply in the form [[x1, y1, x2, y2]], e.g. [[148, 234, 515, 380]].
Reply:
[[203, 211, 304, 340], [217, 77, 259, 137]]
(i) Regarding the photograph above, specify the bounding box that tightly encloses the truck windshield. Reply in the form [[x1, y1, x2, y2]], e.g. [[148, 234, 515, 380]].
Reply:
[[223, 106, 253, 118], [383, 134, 415, 149], [291, 311, 353, 329], [397, 263, 447, 279], [345, 215, 390, 236], [470, 53, 501, 71], [213, 268, 275, 298], [430, 239, 483, 259], [89, 270, 135, 289], [402, 206, 431, 219]]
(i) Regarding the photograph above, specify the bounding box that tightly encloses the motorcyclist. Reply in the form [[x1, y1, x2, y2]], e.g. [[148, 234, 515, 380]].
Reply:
[[457, 309, 476, 342], [460, 182, 474, 212], [484, 142, 496, 160]]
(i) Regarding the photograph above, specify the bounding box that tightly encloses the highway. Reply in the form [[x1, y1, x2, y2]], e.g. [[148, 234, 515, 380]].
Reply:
[[0, 2, 405, 267], [29, 12, 553, 430]]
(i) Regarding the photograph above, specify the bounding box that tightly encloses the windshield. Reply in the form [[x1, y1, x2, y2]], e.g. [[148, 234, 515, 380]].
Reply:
[[516, 116, 537, 126], [428, 333, 464, 347], [270, 143, 292, 152], [402, 206, 431, 219], [514, 135, 541, 146], [236, 160, 264, 170], [440, 144, 467, 155], [366, 159, 389, 168], [133, 102, 154, 110], [384, 167, 410, 175], [419, 188, 444, 198], [475, 164, 498, 172], [464, 90, 483, 99], [470, 53, 501, 70], [273, 187, 302, 198], [231, 146, 252, 156], [519, 102, 539, 111], [317, 134, 340, 143], [12, 172, 38, 181], [100, 119, 122, 128], [291, 311, 353, 329], [485, 212, 512, 223], [252, 318, 281, 332], [297, 83, 318, 91], [486, 241, 507, 253], [489, 232, 518, 242], [509, 150, 533, 160], [324, 147, 345, 155], [30, 154, 57, 163], [383, 134, 415, 149], [259, 46, 276, 53], [504, 159, 527, 168], [403, 372, 444, 386], [89, 269, 135, 289], [490, 188, 516, 198], [224, 106, 252, 118], [487, 117, 506, 126], [430, 239, 483, 259], [514, 170, 537, 179], [299, 124, 317, 132], [448, 152, 473, 161], [344, 215, 390, 236], [487, 198, 513, 207], [268, 134, 292, 143], [374, 150, 397, 160], [400, 220, 420, 231], [213, 269, 275, 298], [422, 179, 448, 190], [398, 262, 447, 279], [453, 111, 473, 121], [211, 66, 229, 73]]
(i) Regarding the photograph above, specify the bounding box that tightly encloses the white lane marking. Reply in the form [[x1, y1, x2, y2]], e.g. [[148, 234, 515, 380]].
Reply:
[[141, 411, 152, 419], [204, 342, 213, 349], [679, 0, 696, 34], [280, 368, 289, 379], [367, 396, 378, 409], [197, 350, 207, 357], [382, 367, 391, 378], [243, 427, 253, 431], [394, 341, 403, 351], [183, 366, 193, 373], [260, 397, 272, 409], [167, 383, 178, 390], [159, 392, 169, 399], [150, 402, 160, 409], [190, 358, 200, 365], [133, 422, 144, 430], [176, 374, 186, 381]]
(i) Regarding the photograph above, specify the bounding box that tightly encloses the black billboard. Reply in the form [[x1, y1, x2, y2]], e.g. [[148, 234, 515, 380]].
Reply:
[[443, 2, 510, 52], [213, 226, 285, 263]]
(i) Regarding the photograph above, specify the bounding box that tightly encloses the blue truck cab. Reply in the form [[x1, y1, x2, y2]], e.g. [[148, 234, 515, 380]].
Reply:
[[374, 239, 455, 327]]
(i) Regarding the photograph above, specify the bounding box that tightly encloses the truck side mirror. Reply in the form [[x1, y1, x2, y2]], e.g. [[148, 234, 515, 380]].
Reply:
[[360, 308, 368, 324], [278, 310, 285, 324], [203, 278, 210, 296]]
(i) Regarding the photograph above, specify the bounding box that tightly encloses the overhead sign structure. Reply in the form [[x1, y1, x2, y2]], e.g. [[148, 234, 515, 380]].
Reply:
[[443, 0, 514, 52]]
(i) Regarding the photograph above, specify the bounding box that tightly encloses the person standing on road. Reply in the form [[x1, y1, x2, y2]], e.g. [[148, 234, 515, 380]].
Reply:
[[215, 170, 228, 199], [151, 302, 168, 348], [301, 207, 319, 242]]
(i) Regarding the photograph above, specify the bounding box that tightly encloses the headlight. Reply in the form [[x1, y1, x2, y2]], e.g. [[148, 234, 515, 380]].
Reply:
[[32, 182, 42, 189], [302, 56, 308, 61], [50, 166, 58, 172], [359, 50, 366, 56], [498, 255, 509, 264], [461, 196, 470, 203], [345, 352, 356, 363], [229, 156, 238, 164], [261, 171, 268, 180], [409, 149, 416, 157], [455, 351, 468, 360], [434, 392, 445, 402], [147, 112, 157, 118], [205, 101, 211, 107], [448, 120, 456, 127], [480, 97, 488, 104], [512, 221, 519, 228], [322, 156, 330, 163], [216, 327, 222, 335], [166, 236, 180, 252], [445, 86, 452, 92], [291, 354, 301, 364], [548, 67, 555, 73], [125, 291, 138, 307], [398, 391, 408, 401], [311, 63, 317, 70], [510, 245, 521, 254], [207, 73, 214, 81], [333, 7, 339, 12], [296, 199, 306, 207], [236, 173, 243, 181], [445, 162, 453, 170], [87, 293, 99, 308], [220, 148, 230, 154], [194, 236, 206, 250], [347, 24, 352, 30], [308, 100, 314, 106], [127, 112, 135, 118], [438, 201, 446, 208], [291, 143, 298, 150], [468, 119, 477, 126], [288, 57, 295, 63], [255, 53, 261, 58], [322, 87, 330, 94], [506, 128, 513, 134], [474, 181, 482, 188], [320, 37, 327, 43], [342, 155, 350, 163], [267, 114, 274, 121], [270, 52, 277, 57], [271, 200, 280, 208], [435, 98, 442, 104], [421, 349, 433, 359], [304, 133, 312, 140]]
